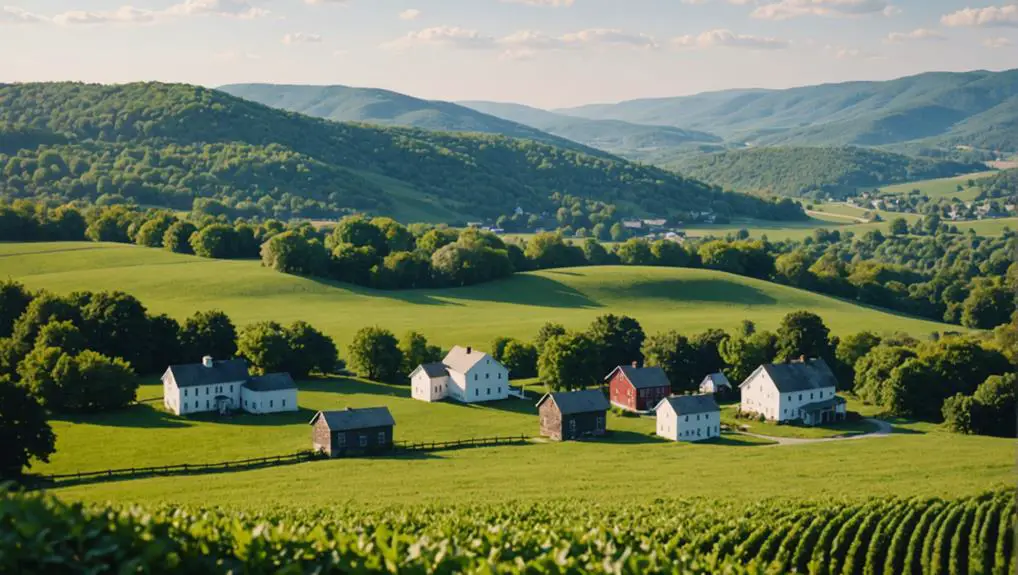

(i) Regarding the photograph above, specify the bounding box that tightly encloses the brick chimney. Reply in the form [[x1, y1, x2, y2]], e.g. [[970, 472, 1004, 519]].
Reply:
[[466, 346, 472, 354], [202, 356, 213, 368], [631, 360, 639, 368]]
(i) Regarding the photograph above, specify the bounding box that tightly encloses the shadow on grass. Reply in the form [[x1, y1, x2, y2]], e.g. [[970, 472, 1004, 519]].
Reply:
[[596, 278, 778, 306], [600, 430, 667, 444], [705, 435, 774, 447], [465, 397, 539, 416], [188, 407, 319, 427], [55, 403, 193, 429], [304, 273, 601, 309], [301, 377, 412, 399]]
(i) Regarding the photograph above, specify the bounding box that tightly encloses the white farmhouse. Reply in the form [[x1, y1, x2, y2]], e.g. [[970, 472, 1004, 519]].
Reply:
[[654, 394, 721, 442], [162, 356, 298, 416], [738, 358, 846, 425], [409, 346, 509, 403], [699, 373, 732, 395]]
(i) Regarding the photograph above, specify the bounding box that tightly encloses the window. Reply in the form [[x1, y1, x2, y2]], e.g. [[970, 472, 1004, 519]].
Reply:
[[230, 385, 233, 393], [798, 394, 803, 401], [697, 429, 701, 437], [475, 389, 479, 397], [184, 389, 188, 397], [206, 387, 210, 396], [474, 374, 478, 381], [359, 435, 367, 447], [270, 400, 274, 408], [206, 400, 209, 409], [498, 373, 502, 379], [485, 373, 489, 379], [596, 416, 604, 429], [487, 388, 491, 396], [810, 393, 814, 400], [378, 431, 386, 443], [337, 435, 346, 447], [787, 395, 791, 401], [696, 414, 700, 421], [195, 401, 199, 408]]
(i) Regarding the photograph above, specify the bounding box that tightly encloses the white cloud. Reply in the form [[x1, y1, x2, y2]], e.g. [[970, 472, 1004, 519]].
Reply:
[[885, 28, 946, 43], [282, 32, 323, 44], [753, 0, 892, 20], [304, 0, 350, 4], [385, 26, 659, 54], [49, 0, 268, 26], [983, 36, 1013, 47], [673, 29, 790, 49], [399, 9, 421, 20], [942, 5, 1018, 28], [559, 28, 658, 49], [500, 0, 576, 6], [823, 44, 883, 59], [384, 26, 497, 50], [0, 6, 49, 24]]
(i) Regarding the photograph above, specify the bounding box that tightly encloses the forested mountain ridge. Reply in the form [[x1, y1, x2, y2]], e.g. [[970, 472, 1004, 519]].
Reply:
[[0, 82, 802, 221], [458, 100, 722, 159], [558, 69, 1018, 153], [671, 147, 988, 199], [219, 83, 594, 153]]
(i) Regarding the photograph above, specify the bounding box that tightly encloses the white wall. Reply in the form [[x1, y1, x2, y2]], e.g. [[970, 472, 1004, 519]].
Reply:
[[656, 406, 678, 441], [676, 410, 720, 441], [741, 370, 838, 422], [411, 371, 449, 402], [460, 356, 510, 403], [777, 386, 837, 421], [241, 387, 298, 414]]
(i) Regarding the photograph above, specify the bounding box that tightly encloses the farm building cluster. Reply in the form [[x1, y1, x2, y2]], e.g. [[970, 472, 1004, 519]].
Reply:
[[160, 347, 847, 455]]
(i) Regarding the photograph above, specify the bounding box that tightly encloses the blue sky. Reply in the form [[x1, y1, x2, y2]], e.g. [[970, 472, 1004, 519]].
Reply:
[[1, 0, 1016, 108]]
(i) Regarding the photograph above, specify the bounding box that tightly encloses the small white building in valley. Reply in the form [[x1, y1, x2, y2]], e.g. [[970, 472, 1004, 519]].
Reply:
[[738, 358, 846, 425], [410, 346, 509, 403], [654, 394, 721, 442], [162, 356, 298, 416]]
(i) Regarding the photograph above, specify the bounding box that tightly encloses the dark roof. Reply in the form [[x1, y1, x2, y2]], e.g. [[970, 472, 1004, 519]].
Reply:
[[244, 373, 296, 392], [310, 407, 395, 431], [166, 359, 250, 388], [799, 396, 847, 413], [537, 390, 610, 415], [755, 359, 839, 393], [609, 366, 671, 389], [701, 373, 732, 388], [417, 362, 449, 378], [656, 394, 719, 416]]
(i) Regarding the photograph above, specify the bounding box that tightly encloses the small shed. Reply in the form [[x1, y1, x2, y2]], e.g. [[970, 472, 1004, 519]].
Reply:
[[536, 389, 610, 441], [606, 364, 672, 412], [699, 373, 732, 396], [309, 407, 395, 457]]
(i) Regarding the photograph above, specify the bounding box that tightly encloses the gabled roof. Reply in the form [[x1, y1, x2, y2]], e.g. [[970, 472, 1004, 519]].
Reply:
[[166, 359, 250, 388], [701, 373, 732, 388], [655, 394, 719, 416], [740, 359, 838, 393], [413, 362, 449, 379], [244, 373, 296, 392], [442, 346, 498, 375], [607, 365, 671, 389], [798, 396, 846, 413], [536, 390, 610, 415], [309, 407, 395, 431]]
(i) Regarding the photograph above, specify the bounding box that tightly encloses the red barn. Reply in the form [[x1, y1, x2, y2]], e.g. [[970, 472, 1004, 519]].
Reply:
[[606, 364, 672, 412]]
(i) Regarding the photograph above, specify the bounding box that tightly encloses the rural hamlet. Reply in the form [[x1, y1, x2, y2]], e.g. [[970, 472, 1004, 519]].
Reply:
[[310, 407, 396, 457], [739, 358, 847, 425], [162, 356, 298, 416], [409, 345, 512, 403], [536, 389, 611, 441]]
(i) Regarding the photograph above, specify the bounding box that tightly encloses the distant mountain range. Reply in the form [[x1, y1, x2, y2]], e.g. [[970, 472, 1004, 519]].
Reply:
[[556, 69, 1018, 154]]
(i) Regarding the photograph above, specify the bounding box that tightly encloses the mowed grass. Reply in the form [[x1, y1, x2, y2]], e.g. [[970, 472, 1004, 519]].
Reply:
[[0, 243, 956, 353], [873, 171, 998, 201]]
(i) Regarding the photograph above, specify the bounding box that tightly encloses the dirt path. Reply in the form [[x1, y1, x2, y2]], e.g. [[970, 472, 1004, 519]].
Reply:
[[737, 418, 893, 446]]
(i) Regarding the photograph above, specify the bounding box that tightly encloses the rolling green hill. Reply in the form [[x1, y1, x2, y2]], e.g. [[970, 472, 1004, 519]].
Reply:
[[1, 242, 957, 352], [559, 69, 1018, 153], [218, 83, 589, 152], [0, 82, 795, 222], [671, 146, 987, 198], [458, 100, 723, 159]]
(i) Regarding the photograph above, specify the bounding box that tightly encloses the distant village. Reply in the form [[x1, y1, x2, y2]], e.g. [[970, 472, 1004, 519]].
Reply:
[[161, 345, 846, 456]]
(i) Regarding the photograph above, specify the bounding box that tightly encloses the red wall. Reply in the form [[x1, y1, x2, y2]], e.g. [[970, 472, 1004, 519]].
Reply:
[[608, 371, 669, 411]]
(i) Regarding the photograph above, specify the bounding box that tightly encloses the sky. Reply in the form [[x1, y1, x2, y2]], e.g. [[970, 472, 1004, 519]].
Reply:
[[1, 0, 1016, 108]]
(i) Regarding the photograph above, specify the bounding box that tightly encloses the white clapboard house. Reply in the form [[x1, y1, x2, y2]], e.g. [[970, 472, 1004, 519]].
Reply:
[[654, 394, 721, 442], [699, 372, 732, 395], [162, 356, 298, 416], [738, 358, 846, 425], [409, 346, 510, 403]]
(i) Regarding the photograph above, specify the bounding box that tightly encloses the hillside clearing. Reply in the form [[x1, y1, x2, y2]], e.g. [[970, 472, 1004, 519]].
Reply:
[[0, 242, 957, 352]]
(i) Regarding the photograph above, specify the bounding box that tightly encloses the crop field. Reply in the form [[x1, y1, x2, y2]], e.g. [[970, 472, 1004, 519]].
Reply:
[[4, 489, 1013, 574], [872, 170, 998, 200], [0, 242, 956, 354]]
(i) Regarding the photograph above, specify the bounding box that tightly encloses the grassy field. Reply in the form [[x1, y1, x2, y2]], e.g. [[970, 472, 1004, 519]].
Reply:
[[718, 403, 879, 439], [48, 381, 1014, 508], [0, 242, 956, 354], [872, 170, 998, 200]]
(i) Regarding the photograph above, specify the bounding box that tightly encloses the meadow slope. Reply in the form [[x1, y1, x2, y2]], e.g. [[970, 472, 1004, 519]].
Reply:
[[0, 242, 957, 352]]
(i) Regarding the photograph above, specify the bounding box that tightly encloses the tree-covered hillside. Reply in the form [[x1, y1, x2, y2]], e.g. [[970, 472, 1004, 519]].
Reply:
[[0, 82, 802, 221], [559, 69, 1018, 154], [672, 146, 986, 199], [219, 83, 589, 152]]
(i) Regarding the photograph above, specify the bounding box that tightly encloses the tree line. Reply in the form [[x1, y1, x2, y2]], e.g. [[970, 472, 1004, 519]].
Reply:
[[0, 280, 337, 480]]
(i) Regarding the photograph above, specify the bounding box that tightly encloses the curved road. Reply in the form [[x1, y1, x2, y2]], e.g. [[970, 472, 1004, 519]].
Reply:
[[737, 418, 893, 446]]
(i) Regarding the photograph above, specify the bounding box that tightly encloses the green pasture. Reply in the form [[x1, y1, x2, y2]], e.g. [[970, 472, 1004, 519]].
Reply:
[[872, 170, 998, 201], [0, 243, 956, 354]]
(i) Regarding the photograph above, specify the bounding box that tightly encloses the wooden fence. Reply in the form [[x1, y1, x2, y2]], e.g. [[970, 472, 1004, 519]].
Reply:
[[394, 435, 531, 452], [31, 435, 534, 489]]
